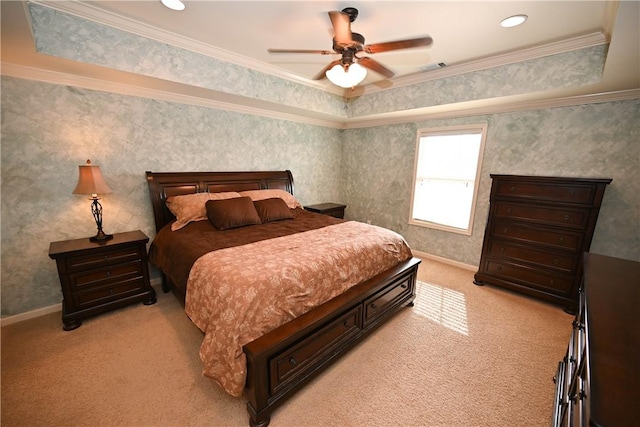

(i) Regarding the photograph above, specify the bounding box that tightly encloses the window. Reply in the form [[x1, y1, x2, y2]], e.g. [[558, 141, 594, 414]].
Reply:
[[409, 124, 487, 235]]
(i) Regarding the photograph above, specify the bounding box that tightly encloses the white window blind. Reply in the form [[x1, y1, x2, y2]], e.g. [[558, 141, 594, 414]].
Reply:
[[409, 124, 487, 235]]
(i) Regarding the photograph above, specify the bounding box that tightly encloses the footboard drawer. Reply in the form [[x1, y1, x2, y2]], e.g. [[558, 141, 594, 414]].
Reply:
[[269, 305, 362, 395], [364, 276, 413, 327]]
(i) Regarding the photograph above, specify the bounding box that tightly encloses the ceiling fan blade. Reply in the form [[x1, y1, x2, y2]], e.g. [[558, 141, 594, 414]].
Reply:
[[313, 59, 341, 80], [364, 36, 433, 54], [268, 48, 335, 55], [328, 11, 352, 44], [358, 57, 395, 78]]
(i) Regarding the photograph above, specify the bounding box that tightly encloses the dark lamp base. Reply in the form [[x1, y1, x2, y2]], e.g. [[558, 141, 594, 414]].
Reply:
[[90, 232, 113, 243]]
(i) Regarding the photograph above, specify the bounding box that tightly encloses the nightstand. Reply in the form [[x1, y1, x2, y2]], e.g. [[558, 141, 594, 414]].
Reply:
[[304, 203, 346, 219], [49, 230, 156, 331]]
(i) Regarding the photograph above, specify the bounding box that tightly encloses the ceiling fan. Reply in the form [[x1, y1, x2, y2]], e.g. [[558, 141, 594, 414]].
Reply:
[[267, 7, 433, 88]]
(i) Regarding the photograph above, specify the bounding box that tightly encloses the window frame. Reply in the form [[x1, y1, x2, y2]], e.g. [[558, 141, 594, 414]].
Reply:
[[408, 123, 488, 236]]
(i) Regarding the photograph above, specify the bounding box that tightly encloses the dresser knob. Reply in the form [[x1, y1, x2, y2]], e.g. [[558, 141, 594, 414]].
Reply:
[[400, 284, 407, 289], [289, 357, 297, 366], [563, 215, 570, 221], [503, 228, 509, 233], [106, 271, 111, 278], [559, 237, 565, 242], [554, 258, 560, 265], [370, 303, 377, 309], [497, 266, 503, 271], [510, 186, 516, 192], [506, 208, 512, 213], [500, 247, 505, 252]]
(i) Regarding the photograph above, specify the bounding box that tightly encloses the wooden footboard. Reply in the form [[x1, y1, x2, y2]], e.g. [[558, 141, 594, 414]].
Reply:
[[243, 257, 421, 427]]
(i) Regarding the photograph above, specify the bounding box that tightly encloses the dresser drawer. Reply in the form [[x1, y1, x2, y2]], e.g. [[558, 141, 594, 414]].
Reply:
[[486, 261, 574, 295], [65, 246, 142, 271], [269, 305, 361, 395], [491, 221, 583, 251], [495, 202, 589, 229], [364, 276, 413, 326], [70, 261, 143, 290], [495, 181, 596, 205], [74, 277, 146, 308], [488, 241, 579, 273]]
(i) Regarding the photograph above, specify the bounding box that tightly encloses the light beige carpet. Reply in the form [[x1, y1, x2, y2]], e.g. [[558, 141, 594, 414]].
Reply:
[[1, 258, 570, 426]]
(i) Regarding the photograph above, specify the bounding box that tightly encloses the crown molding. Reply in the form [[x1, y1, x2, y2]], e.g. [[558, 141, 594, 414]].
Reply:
[[4, 62, 637, 131], [347, 32, 609, 98], [0, 62, 344, 129], [344, 88, 640, 129]]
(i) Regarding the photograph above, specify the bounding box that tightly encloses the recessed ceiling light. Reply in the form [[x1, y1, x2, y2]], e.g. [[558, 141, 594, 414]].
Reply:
[[500, 14, 528, 28], [161, 0, 185, 11]]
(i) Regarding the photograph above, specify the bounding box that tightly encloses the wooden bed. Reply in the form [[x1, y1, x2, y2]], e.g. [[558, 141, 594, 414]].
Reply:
[[145, 170, 421, 427]]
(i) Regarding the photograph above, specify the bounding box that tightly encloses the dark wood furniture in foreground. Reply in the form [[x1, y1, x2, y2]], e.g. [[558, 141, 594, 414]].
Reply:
[[552, 253, 639, 427], [49, 230, 156, 331], [304, 202, 346, 219], [145, 170, 420, 427], [474, 175, 611, 313]]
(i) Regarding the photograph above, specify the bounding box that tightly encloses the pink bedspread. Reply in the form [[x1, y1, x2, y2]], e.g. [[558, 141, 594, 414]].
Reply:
[[184, 220, 412, 396]]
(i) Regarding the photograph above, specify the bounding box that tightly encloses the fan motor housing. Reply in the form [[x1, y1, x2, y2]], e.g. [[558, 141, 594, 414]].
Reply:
[[333, 32, 365, 53]]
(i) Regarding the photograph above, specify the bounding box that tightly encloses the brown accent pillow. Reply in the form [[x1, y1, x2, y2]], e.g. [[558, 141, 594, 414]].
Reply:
[[253, 197, 294, 223], [166, 191, 241, 231], [205, 197, 262, 230]]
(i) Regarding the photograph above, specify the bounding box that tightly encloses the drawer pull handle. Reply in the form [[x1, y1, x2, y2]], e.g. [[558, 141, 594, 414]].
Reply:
[[563, 215, 570, 221], [497, 266, 503, 271], [400, 284, 407, 289], [554, 258, 560, 265], [500, 247, 505, 252], [503, 228, 509, 233], [510, 186, 516, 192], [370, 303, 377, 309], [289, 357, 297, 366], [559, 237, 565, 242], [506, 207, 512, 213], [343, 320, 350, 327], [106, 271, 111, 278]]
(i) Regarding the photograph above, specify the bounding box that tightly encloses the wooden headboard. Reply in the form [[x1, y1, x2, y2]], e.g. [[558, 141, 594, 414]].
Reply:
[[145, 170, 295, 232]]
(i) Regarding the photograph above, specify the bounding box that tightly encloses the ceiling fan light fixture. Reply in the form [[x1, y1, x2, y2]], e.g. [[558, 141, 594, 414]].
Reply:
[[161, 0, 185, 11], [326, 63, 367, 88], [500, 14, 528, 28]]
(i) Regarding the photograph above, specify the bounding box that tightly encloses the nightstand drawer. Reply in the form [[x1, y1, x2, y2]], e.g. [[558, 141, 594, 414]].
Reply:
[[75, 277, 146, 308], [71, 261, 143, 290], [65, 247, 142, 271]]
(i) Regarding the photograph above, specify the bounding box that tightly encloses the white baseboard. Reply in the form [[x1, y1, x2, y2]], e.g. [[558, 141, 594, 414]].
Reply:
[[412, 250, 478, 272], [1, 278, 163, 327]]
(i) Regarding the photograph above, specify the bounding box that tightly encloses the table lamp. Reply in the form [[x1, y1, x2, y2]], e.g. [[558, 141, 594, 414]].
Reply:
[[72, 159, 113, 242]]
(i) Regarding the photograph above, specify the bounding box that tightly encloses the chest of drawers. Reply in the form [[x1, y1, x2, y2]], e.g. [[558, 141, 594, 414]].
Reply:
[[473, 175, 611, 313], [49, 230, 156, 330]]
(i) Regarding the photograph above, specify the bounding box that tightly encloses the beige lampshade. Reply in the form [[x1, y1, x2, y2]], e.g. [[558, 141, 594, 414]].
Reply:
[[72, 160, 112, 195]]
